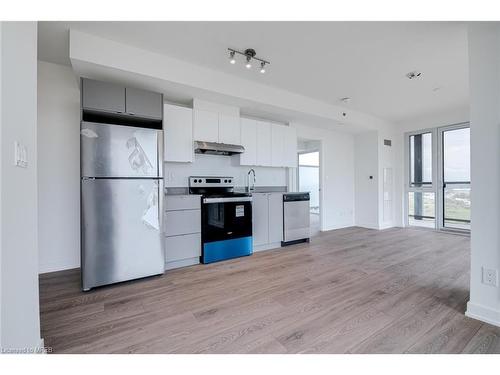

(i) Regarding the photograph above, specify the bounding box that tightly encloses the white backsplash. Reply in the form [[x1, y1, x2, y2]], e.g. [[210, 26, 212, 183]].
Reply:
[[164, 154, 288, 187]]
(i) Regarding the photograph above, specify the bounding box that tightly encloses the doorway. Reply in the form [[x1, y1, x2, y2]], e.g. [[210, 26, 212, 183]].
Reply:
[[297, 139, 321, 236]]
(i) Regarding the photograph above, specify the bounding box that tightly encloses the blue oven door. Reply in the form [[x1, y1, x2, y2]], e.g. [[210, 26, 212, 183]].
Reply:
[[201, 197, 253, 263]]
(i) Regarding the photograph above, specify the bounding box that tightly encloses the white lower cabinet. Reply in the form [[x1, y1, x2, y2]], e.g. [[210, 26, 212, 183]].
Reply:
[[252, 193, 270, 247], [165, 233, 201, 263], [164, 195, 201, 270], [252, 193, 283, 251]]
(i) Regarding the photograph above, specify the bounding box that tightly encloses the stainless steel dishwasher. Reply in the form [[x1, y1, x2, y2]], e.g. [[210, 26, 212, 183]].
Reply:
[[282, 192, 310, 246]]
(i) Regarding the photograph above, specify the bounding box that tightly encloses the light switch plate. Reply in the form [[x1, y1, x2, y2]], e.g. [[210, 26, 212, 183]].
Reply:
[[14, 141, 28, 168]]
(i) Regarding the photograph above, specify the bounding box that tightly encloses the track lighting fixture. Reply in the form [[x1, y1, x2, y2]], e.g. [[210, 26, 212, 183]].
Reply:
[[227, 48, 270, 74]]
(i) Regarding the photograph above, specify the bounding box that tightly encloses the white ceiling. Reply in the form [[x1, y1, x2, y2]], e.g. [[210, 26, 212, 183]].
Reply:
[[38, 21, 469, 123]]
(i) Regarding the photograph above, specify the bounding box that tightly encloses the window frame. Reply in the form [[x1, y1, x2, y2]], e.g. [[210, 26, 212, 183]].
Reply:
[[404, 128, 438, 229], [404, 122, 470, 232], [437, 123, 471, 232]]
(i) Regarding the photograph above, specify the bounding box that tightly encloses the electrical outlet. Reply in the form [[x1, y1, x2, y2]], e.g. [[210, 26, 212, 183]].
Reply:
[[482, 267, 498, 287]]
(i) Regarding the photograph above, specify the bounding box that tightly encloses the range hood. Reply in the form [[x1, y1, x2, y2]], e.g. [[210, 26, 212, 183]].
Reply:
[[194, 141, 245, 156]]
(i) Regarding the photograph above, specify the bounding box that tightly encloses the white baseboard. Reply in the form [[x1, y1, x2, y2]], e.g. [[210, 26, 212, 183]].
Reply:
[[378, 222, 396, 230], [355, 222, 379, 230], [39, 259, 80, 274], [321, 222, 355, 232], [466, 301, 500, 328]]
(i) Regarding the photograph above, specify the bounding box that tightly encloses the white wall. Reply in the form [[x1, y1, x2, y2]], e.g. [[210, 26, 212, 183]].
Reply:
[[0, 22, 41, 350], [397, 106, 470, 133], [69, 30, 395, 133], [37, 61, 80, 273], [392, 107, 470, 230], [353, 129, 402, 230], [354, 131, 379, 229], [164, 154, 287, 188], [465, 23, 500, 327], [293, 124, 355, 231], [378, 130, 402, 228]]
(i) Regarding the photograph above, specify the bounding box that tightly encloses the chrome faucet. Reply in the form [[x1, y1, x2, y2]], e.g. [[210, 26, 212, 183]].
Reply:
[[247, 169, 256, 192]]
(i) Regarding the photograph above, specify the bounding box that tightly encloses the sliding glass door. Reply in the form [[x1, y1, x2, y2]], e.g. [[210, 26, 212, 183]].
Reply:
[[439, 125, 470, 230], [405, 123, 470, 232]]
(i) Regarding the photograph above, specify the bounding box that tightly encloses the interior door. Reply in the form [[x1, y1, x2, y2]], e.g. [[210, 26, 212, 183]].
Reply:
[[440, 125, 471, 230]]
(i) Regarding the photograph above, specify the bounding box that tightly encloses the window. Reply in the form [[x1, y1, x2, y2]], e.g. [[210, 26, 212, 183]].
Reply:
[[407, 132, 434, 228], [405, 124, 470, 232], [409, 132, 432, 187], [408, 192, 435, 228]]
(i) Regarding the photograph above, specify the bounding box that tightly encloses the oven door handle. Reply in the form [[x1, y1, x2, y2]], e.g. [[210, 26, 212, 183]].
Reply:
[[203, 197, 253, 204]]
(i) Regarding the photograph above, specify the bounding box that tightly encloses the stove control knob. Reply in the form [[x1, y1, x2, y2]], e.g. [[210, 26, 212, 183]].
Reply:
[[228, 179, 232, 183]]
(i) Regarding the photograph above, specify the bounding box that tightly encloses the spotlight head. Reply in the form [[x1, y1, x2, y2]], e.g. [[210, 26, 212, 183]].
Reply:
[[229, 51, 236, 64], [260, 62, 266, 73], [245, 56, 252, 69]]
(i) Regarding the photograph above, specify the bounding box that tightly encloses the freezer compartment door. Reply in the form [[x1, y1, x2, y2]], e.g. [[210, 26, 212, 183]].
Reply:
[[81, 178, 164, 290], [81, 122, 159, 178], [283, 200, 310, 242]]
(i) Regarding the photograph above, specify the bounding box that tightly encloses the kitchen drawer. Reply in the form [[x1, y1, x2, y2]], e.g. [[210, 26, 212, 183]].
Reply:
[[165, 233, 201, 262], [164, 210, 201, 236], [165, 195, 201, 211]]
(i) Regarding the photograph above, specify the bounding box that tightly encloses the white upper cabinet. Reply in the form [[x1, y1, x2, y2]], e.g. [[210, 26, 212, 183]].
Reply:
[[239, 118, 297, 168], [163, 104, 193, 163], [284, 126, 298, 167], [255, 120, 272, 167], [193, 109, 219, 143], [193, 107, 241, 145], [271, 124, 286, 167], [240, 118, 257, 166], [218, 114, 241, 145]]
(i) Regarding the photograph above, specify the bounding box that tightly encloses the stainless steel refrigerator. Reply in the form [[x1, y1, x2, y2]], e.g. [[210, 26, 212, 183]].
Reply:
[[80, 121, 164, 291]]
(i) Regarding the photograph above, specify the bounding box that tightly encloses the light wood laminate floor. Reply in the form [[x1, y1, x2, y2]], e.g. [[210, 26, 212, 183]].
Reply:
[[39, 227, 500, 354]]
